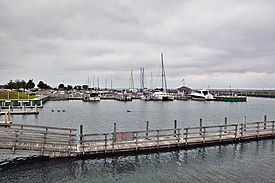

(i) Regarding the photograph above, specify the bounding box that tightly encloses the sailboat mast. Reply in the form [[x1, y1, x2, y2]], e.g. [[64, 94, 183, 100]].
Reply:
[[161, 53, 164, 91], [161, 53, 168, 92]]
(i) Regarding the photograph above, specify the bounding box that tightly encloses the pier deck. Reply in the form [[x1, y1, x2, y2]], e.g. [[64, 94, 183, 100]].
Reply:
[[1, 118, 275, 158]]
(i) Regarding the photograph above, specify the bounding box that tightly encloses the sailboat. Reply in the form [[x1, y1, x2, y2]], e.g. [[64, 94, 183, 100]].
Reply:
[[152, 53, 174, 101]]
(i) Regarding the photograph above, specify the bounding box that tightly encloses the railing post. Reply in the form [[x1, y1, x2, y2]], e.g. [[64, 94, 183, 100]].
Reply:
[[104, 133, 107, 153], [177, 129, 180, 147], [185, 128, 188, 145], [135, 132, 138, 151], [241, 124, 244, 140], [219, 126, 222, 142], [224, 117, 227, 133], [234, 125, 238, 141], [12, 130, 18, 154], [272, 121, 275, 137], [41, 128, 48, 156], [264, 115, 267, 129], [80, 125, 84, 154], [257, 122, 260, 139], [68, 129, 72, 155], [156, 130, 159, 149], [203, 127, 206, 144], [199, 118, 202, 135], [80, 125, 83, 145], [112, 123, 116, 153], [5, 112, 7, 124], [146, 121, 149, 140], [174, 120, 177, 138], [243, 116, 247, 131]]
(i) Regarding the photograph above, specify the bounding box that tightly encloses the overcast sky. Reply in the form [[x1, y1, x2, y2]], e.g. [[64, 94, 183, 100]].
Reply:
[[0, 0, 275, 89]]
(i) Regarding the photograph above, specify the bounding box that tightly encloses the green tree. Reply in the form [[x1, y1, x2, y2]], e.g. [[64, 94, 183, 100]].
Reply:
[[58, 83, 65, 90], [66, 85, 73, 90], [26, 79, 35, 89], [37, 81, 50, 89], [82, 85, 88, 90], [5, 80, 16, 89]]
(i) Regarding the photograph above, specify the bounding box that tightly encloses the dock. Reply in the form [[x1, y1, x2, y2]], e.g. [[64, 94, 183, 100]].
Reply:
[[0, 115, 275, 159], [0, 123, 77, 157], [215, 96, 247, 102], [0, 111, 39, 115]]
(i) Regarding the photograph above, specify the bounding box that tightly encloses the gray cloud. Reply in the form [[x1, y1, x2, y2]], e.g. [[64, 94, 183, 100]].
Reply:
[[0, 0, 275, 89]]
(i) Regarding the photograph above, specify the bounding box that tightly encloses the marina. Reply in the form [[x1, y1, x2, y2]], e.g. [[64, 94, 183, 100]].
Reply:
[[1, 95, 275, 182]]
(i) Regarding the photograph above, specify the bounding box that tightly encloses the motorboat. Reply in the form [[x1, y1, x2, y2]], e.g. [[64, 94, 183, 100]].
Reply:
[[152, 91, 174, 101], [83, 91, 100, 102], [190, 90, 214, 101], [89, 91, 100, 101]]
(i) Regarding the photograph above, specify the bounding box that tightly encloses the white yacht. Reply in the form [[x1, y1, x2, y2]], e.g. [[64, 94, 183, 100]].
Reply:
[[190, 90, 214, 101], [152, 91, 174, 101], [88, 91, 100, 101]]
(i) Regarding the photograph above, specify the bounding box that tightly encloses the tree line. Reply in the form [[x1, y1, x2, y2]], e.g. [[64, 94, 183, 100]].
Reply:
[[4, 79, 90, 91], [4, 79, 50, 90]]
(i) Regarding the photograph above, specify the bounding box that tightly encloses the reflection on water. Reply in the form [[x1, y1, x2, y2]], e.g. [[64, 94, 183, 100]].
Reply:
[[1, 139, 275, 183]]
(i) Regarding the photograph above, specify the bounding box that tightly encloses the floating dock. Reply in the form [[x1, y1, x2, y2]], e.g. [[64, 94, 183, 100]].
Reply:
[[0, 111, 39, 115], [0, 116, 274, 159], [215, 96, 247, 102]]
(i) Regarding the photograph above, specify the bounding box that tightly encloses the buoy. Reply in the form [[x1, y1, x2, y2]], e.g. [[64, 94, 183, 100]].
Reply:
[[127, 110, 131, 112], [57, 110, 60, 112], [51, 109, 54, 112], [62, 110, 65, 112]]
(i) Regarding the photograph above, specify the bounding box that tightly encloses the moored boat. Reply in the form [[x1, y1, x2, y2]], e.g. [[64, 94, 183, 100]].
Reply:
[[152, 53, 174, 101], [190, 90, 214, 101]]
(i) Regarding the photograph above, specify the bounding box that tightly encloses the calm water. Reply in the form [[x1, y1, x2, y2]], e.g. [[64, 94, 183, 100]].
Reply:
[[1, 97, 275, 182]]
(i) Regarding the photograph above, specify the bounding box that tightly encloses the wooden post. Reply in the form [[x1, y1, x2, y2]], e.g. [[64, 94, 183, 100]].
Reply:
[[156, 130, 160, 149], [174, 120, 177, 138], [199, 118, 202, 135], [264, 115, 267, 129], [5, 112, 7, 123], [272, 121, 275, 137], [7, 111, 11, 123], [80, 125, 84, 154], [185, 128, 188, 145], [104, 133, 107, 153], [257, 122, 259, 139], [113, 123, 117, 143], [135, 132, 138, 151], [219, 126, 222, 142], [234, 125, 238, 141], [241, 124, 244, 139], [177, 129, 180, 147], [112, 123, 116, 153], [12, 130, 18, 154], [80, 125, 83, 145], [224, 117, 227, 133], [146, 121, 149, 139], [243, 116, 247, 131], [203, 127, 206, 143]]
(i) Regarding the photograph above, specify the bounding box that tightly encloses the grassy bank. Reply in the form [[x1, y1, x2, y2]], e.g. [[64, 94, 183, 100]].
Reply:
[[0, 91, 38, 100]]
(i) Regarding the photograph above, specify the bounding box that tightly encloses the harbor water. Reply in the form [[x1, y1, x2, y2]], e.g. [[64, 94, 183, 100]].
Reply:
[[1, 97, 275, 182]]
